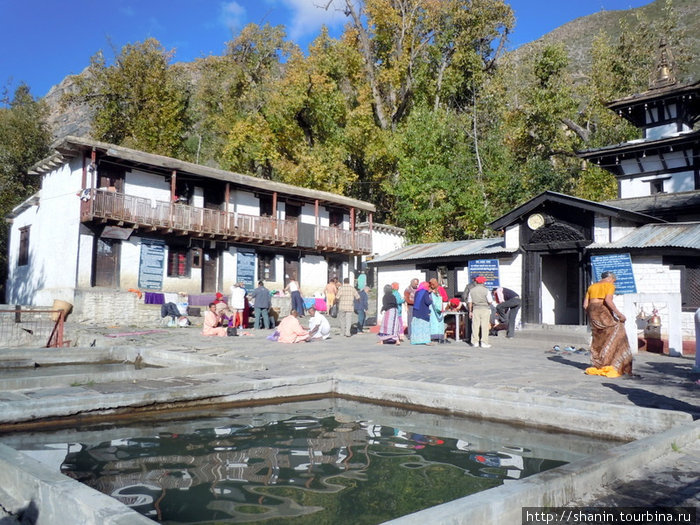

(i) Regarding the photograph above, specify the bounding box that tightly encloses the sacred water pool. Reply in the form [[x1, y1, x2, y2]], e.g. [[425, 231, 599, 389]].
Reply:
[[0, 398, 616, 524]]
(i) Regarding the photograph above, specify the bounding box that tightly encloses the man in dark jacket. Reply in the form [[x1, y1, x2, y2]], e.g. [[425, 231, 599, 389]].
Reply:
[[494, 286, 521, 338], [249, 281, 272, 329], [355, 285, 370, 333]]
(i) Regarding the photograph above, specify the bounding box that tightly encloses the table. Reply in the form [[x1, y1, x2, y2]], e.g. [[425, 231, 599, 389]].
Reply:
[[443, 310, 468, 341]]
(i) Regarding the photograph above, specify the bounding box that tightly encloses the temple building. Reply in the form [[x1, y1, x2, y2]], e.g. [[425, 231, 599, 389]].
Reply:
[[370, 46, 699, 353]]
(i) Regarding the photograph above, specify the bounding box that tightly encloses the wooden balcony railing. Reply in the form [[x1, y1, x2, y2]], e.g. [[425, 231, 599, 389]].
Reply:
[[82, 189, 371, 254]]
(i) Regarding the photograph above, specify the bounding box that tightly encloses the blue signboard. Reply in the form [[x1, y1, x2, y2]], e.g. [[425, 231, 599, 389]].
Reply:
[[138, 239, 165, 290], [590, 253, 637, 294], [236, 250, 256, 291], [468, 259, 500, 289]]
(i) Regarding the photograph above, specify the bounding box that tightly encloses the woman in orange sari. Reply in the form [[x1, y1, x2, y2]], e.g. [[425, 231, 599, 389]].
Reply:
[[582, 271, 633, 377]]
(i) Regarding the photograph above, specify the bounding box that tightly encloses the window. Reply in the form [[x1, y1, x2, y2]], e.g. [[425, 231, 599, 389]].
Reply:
[[167, 247, 190, 277], [18, 226, 30, 266], [682, 266, 700, 312], [258, 254, 276, 281], [650, 179, 665, 194]]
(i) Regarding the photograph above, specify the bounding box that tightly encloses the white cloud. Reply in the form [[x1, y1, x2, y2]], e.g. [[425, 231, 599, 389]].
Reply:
[[220, 1, 248, 34], [280, 0, 347, 40]]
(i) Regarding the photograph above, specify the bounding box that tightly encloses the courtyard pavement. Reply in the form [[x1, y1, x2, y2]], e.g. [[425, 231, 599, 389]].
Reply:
[[2, 320, 699, 519]]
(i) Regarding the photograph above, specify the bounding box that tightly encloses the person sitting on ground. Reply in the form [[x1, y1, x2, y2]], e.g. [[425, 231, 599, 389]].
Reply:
[[202, 302, 227, 337], [307, 306, 331, 340], [277, 309, 310, 343]]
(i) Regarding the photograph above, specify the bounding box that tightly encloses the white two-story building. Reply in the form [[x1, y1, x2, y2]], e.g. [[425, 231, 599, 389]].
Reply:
[[6, 136, 377, 320]]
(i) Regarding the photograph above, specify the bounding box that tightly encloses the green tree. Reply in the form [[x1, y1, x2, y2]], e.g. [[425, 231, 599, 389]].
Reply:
[[0, 84, 52, 298], [67, 38, 189, 157]]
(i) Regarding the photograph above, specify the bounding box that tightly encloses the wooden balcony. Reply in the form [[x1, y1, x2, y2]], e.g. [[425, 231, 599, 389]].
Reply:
[[81, 189, 371, 254]]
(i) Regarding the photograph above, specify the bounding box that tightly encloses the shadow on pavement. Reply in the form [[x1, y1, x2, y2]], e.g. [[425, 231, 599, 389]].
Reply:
[[546, 354, 589, 371], [602, 382, 700, 420]]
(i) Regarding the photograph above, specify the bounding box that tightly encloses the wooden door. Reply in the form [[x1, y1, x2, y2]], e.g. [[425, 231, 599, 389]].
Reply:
[[94, 238, 120, 288], [202, 250, 218, 293], [284, 258, 300, 287]]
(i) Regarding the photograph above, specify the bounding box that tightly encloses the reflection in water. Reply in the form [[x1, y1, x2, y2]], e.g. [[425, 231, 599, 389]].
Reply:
[[9, 402, 576, 524]]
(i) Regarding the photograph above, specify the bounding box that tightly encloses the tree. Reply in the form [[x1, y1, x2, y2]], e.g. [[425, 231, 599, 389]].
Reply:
[[67, 38, 189, 157], [341, 0, 513, 129], [0, 84, 51, 298]]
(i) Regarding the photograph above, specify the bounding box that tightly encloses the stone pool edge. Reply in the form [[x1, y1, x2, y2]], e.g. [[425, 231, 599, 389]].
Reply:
[[0, 373, 695, 524]]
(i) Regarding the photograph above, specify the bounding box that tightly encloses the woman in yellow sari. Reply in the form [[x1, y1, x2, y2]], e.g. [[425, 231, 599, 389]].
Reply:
[[582, 271, 633, 377]]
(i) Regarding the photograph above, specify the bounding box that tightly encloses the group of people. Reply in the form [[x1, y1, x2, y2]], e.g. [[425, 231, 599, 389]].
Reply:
[[202, 280, 274, 337], [200, 267, 633, 378], [375, 276, 521, 348]]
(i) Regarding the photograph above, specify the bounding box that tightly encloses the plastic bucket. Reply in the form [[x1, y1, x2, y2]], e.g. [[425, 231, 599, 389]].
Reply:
[[51, 300, 73, 321]]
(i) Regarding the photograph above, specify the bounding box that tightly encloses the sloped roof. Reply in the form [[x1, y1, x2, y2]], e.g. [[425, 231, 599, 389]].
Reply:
[[488, 190, 661, 230], [29, 136, 376, 213], [602, 190, 700, 215], [368, 238, 513, 266], [588, 222, 700, 251]]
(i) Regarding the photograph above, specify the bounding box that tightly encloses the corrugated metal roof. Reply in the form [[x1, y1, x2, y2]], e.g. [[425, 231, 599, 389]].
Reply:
[[588, 222, 700, 250], [602, 191, 700, 215], [369, 237, 512, 264]]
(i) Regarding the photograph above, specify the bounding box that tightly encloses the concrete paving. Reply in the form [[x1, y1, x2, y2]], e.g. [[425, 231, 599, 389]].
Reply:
[[0, 321, 698, 523]]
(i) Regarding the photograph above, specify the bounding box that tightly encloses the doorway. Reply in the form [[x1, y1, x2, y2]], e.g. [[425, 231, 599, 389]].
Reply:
[[540, 253, 581, 325], [284, 257, 300, 287], [202, 250, 218, 293], [94, 238, 120, 288]]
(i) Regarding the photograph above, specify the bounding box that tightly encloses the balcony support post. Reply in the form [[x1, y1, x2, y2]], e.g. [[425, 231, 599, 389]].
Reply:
[[350, 207, 355, 251], [314, 199, 319, 244]]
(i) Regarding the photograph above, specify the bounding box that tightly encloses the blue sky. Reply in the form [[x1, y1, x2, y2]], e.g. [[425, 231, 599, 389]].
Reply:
[[1, 0, 653, 100]]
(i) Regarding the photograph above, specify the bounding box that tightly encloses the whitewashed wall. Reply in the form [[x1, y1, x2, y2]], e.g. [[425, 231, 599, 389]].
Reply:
[[233, 190, 259, 215], [369, 229, 405, 256], [504, 225, 519, 250], [300, 255, 327, 295], [124, 170, 170, 202], [7, 161, 83, 306]]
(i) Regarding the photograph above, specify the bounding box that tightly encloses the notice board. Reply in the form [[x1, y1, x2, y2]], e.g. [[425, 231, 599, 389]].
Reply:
[[138, 239, 165, 290], [590, 253, 637, 294], [468, 259, 500, 288], [236, 250, 256, 290]]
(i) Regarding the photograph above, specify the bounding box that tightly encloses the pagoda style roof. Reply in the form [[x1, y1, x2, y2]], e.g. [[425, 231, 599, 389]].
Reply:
[[576, 129, 700, 174], [606, 80, 700, 129]]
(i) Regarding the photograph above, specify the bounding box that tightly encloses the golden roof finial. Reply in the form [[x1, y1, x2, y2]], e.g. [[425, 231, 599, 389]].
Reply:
[[649, 38, 677, 89]]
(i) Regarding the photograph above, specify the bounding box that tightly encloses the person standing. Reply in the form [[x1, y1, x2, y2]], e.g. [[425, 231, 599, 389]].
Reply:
[[284, 273, 305, 317], [378, 284, 401, 345], [404, 278, 419, 339], [357, 271, 367, 290], [229, 282, 247, 328], [249, 280, 272, 329], [391, 282, 406, 340], [336, 278, 360, 337], [410, 282, 433, 345], [428, 278, 446, 343], [582, 271, 633, 377], [462, 276, 478, 343], [494, 286, 521, 338], [468, 276, 493, 348], [324, 277, 338, 315], [355, 285, 370, 333]]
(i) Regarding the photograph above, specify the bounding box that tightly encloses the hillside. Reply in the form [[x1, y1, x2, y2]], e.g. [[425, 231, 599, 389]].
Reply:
[[507, 0, 700, 82]]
